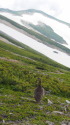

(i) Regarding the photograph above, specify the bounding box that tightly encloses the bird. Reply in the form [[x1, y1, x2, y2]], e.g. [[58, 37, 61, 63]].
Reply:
[[34, 78, 45, 103]]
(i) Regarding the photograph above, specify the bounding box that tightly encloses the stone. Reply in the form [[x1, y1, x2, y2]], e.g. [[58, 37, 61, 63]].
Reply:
[[3, 119, 5, 123], [47, 99, 53, 105], [66, 100, 70, 104], [46, 121, 54, 125], [61, 120, 70, 125], [9, 113, 13, 115], [52, 111, 64, 115]]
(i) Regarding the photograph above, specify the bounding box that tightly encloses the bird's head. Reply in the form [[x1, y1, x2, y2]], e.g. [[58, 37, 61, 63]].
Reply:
[[37, 78, 42, 86]]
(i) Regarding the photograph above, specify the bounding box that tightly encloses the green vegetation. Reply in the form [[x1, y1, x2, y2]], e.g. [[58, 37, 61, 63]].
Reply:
[[0, 39, 70, 125], [0, 36, 69, 71]]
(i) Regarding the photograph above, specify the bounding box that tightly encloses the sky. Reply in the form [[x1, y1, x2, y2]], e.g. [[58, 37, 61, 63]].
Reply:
[[0, 0, 70, 23]]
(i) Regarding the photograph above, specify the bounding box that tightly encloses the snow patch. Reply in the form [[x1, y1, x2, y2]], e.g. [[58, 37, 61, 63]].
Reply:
[[0, 12, 70, 49], [0, 23, 70, 68]]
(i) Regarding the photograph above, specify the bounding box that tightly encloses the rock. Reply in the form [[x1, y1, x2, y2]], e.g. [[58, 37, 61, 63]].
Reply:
[[0, 103, 3, 105], [60, 120, 70, 125], [64, 105, 69, 112], [46, 111, 51, 115], [66, 100, 70, 104], [5, 95, 7, 96], [52, 111, 64, 115], [3, 119, 5, 123], [46, 121, 54, 125], [9, 113, 13, 115], [47, 99, 53, 105]]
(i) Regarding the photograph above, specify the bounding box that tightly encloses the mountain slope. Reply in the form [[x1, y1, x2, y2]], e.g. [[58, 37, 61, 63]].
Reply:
[[0, 37, 70, 125], [0, 8, 70, 125], [0, 8, 70, 68], [0, 9, 70, 46]]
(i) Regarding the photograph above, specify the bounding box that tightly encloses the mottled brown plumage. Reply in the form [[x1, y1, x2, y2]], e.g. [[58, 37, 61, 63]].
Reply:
[[34, 78, 45, 103]]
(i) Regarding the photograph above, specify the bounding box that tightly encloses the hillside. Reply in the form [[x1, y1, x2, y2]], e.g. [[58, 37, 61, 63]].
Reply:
[[0, 37, 70, 124], [0, 8, 70, 125], [0, 9, 70, 68]]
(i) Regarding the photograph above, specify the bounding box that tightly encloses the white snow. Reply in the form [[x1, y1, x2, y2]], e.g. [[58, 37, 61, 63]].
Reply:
[[21, 13, 70, 49], [0, 12, 22, 25], [0, 12, 70, 49], [0, 23, 70, 68]]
